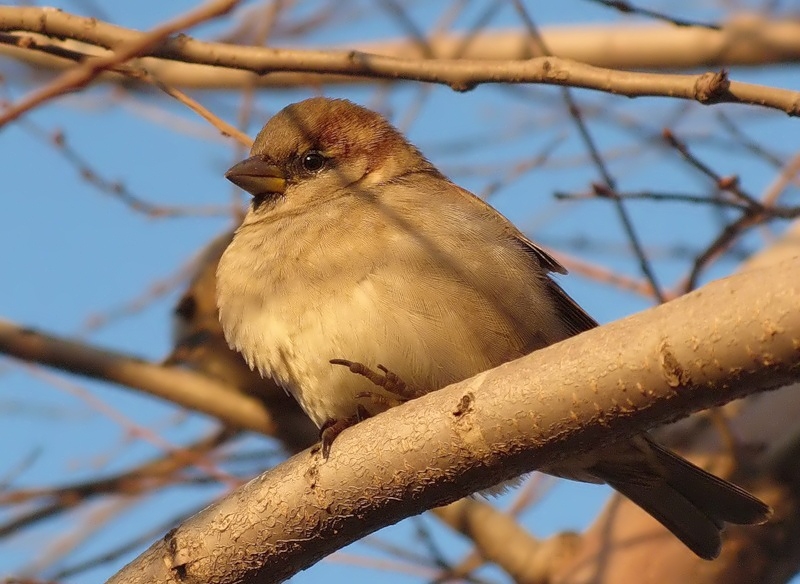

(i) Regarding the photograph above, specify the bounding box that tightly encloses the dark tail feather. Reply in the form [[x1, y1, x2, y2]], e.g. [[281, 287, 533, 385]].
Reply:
[[645, 438, 771, 525], [605, 477, 724, 559], [598, 437, 772, 560]]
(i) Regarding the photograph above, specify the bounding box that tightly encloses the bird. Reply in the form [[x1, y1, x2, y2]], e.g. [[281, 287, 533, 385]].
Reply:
[[215, 96, 771, 560]]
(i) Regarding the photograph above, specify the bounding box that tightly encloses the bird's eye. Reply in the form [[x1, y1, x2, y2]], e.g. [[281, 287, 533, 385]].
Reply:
[[300, 151, 326, 173]]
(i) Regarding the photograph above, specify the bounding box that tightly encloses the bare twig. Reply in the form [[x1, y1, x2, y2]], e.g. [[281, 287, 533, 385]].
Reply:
[[4, 10, 800, 88], [1, 8, 798, 115], [586, 0, 721, 30], [0, 0, 240, 128], [147, 74, 253, 148], [19, 121, 230, 217], [511, 0, 664, 302], [0, 428, 234, 537], [661, 129, 800, 291]]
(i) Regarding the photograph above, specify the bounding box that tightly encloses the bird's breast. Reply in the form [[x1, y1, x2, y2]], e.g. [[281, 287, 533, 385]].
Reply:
[[216, 215, 399, 427]]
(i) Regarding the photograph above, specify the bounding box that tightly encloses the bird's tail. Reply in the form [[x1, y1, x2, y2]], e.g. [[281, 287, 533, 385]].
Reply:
[[595, 436, 771, 559]]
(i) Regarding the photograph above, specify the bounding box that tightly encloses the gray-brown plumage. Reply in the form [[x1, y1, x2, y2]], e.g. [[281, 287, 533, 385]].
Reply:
[[215, 97, 771, 559]]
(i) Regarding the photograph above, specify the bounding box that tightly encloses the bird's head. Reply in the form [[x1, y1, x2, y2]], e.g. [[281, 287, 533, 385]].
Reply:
[[226, 97, 435, 212]]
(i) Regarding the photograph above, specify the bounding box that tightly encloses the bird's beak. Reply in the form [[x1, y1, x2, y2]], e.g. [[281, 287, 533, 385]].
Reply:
[[225, 156, 286, 198]]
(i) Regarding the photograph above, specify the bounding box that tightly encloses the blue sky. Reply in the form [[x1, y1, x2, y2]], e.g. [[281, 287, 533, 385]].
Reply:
[[1, 1, 798, 582]]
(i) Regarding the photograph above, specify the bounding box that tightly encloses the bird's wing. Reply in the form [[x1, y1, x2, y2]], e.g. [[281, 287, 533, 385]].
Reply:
[[542, 277, 599, 335], [454, 184, 599, 336], [461, 189, 568, 275]]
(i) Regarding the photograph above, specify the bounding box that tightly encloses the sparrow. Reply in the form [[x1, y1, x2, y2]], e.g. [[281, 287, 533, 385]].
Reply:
[[215, 97, 771, 559]]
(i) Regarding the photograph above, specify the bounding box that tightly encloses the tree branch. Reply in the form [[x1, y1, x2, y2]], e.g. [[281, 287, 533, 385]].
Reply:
[[3, 10, 800, 88], [0, 0, 241, 127], [1, 8, 798, 117], [107, 258, 800, 584], [0, 319, 279, 437]]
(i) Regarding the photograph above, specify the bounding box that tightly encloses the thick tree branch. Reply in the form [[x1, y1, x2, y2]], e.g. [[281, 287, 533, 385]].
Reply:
[[1, 8, 798, 117], [107, 259, 800, 584]]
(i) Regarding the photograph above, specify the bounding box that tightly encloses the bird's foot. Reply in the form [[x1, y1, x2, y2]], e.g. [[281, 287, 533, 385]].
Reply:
[[330, 358, 419, 402], [316, 404, 370, 459]]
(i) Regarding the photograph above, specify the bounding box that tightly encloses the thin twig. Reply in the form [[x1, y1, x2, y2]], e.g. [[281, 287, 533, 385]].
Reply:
[[511, 0, 665, 302], [1, 8, 799, 113], [19, 120, 229, 217], [586, 0, 721, 30], [0, 0, 241, 128]]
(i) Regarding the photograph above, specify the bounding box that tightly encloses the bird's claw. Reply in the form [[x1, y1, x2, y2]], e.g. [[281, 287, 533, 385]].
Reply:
[[330, 358, 419, 401], [317, 405, 370, 459]]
